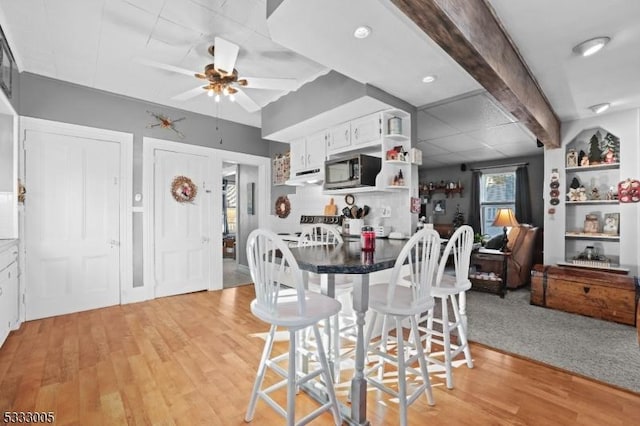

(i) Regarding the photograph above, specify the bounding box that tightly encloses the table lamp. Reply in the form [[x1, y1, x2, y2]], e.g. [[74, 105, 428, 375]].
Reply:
[[492, 208, 519, 252]]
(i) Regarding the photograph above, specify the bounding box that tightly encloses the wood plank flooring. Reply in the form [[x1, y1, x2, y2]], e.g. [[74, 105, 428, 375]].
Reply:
[[1, 285, 639, 425]]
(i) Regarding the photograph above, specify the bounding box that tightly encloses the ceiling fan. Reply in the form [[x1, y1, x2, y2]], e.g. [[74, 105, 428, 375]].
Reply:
[[137, 37, 298, 112]]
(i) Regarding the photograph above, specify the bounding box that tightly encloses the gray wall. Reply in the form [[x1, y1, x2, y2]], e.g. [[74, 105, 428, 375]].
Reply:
[[236, 164, 260, 267], [0, 113, 12, 191], [18, 72, 276, 286], [419, 153, 545, 230]]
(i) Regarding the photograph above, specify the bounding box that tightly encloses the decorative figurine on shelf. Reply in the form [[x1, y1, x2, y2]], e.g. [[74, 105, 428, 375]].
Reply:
[[397, 169, 404, 186], [604, 148, 616, 163], [580, 156, 590, 166], [606, 186, 616, 200], [566, 149, 578, 167], [578, 186, 588, 201], [601, 132, 620, 163], [583, 214, 599, 233], [591, 187, 600, 200], [567, 187, 579, 202], [588, 132, 602, 165], [578, 149, 587, 166], [618, 178, 640, 203]]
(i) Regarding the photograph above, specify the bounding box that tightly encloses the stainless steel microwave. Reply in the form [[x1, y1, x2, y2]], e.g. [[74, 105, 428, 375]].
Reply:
[[324, 154, 381, 190]]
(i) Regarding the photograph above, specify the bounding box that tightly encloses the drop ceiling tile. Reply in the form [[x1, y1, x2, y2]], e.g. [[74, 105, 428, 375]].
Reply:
[[468, 122, 535, 146], [457, 146, 507, 161], [125, 0, 166, 15], [160, 0, 217, 34], [150, 17, 203, 47], [416, 141, 451, 156], [103, 0, 157, 45], [428, 152, 475, 165], [493, 142, 543, 157], [144, 38, 192, 63], [425, 133, 487, 152], [417, 110, 460, 140], [425, 93, 515, 132], [419, 157, 447, 168]]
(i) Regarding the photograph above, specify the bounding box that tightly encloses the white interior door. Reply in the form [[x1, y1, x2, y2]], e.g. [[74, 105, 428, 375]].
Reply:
[[25, 131, 121, 320], [153, 149, 211, 298]]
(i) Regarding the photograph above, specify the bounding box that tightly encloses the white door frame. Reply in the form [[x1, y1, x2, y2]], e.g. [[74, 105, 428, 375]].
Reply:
[[143, 137, 270, 295], [19, 117, 134, 312]]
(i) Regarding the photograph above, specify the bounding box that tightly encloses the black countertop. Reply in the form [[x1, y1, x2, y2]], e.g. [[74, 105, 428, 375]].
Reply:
[[288, 238, 408, 274]]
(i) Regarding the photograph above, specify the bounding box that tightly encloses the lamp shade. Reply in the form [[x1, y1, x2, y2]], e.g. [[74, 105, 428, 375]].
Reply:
[[492, 208, 519, 228]]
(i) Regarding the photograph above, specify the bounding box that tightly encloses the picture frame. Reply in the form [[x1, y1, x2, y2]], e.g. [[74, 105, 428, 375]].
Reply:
[[602, 212, 619, 235], [433, 199, 446, 215], [0, 39, 12, 99], [246, 182, 255, 215]]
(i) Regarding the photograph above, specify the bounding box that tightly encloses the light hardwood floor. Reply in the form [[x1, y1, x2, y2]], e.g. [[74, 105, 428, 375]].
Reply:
[[1, 286, 639, 425]]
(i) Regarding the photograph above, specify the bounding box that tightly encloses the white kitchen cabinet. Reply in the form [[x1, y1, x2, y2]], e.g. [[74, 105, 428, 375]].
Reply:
[[289, 132, 327, 174], [0, 241, 19, 347], [351, 114, 382, 147], [327, 122, 351, 153]]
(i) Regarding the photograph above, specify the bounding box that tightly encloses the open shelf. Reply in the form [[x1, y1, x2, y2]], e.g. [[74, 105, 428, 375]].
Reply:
[[385, 185, 409, 190], [566, 163, 620, 172], [565, 232, 619, 241], [566, 200, 618, 205], [385, 159, 410, 165], [384, 134, 409, 142]]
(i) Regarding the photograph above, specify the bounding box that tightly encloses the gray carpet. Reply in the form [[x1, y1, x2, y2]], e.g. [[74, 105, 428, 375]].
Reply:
[[465, 288, 640, 393]]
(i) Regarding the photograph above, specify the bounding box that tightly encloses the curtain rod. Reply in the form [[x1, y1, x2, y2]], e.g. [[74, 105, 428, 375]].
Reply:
[[471, 162, 528, 171]]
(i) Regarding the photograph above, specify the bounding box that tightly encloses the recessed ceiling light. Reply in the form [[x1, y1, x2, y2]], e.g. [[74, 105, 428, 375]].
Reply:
[[354, 26, 371, 39], [572, 37, 610, 57], [589, 103, 611, 114], [422, 75, 437, 83]]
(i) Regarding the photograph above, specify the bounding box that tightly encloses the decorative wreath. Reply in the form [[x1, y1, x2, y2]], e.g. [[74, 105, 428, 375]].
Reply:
[[171, 175, 198, 203], [275, 195, 291, 218]]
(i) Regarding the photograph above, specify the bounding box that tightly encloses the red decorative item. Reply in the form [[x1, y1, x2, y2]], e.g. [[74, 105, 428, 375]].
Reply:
[[617, 178, 640, 203]]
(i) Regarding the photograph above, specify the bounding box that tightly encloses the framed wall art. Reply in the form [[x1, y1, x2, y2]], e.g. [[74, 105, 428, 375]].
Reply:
[[0, 39, 13, 99]]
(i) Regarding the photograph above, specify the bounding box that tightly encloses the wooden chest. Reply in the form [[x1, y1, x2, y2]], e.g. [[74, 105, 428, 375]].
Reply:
[[531, 264, 638, 326]]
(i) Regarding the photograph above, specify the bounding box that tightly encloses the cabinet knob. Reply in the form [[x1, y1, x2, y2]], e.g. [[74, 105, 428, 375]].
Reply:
[[354, 128, 359, 139], [344, 129, 348, 140]]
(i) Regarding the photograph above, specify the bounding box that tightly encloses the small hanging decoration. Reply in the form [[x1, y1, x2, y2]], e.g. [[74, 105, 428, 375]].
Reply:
[[171, 176, 198, 203], [548, 168, 560, 214], [275, 195, 291, 218], [147, 111, 186, 138]]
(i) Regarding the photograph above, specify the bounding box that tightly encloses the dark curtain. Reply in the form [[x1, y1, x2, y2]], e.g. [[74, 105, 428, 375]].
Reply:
[[515, 165, 533, 224], [222, 178, 228, 235], [468, 171, 481, 233]]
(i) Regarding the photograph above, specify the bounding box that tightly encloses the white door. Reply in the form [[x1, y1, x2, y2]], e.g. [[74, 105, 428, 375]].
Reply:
[[305, 131, 327, 170], [327, 122, 351, 153], [153, 149, 211, 298], [25, 131, 121, 320]]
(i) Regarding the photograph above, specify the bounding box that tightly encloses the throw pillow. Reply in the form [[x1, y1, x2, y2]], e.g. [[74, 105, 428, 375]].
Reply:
[[485, 233, 504, 250]]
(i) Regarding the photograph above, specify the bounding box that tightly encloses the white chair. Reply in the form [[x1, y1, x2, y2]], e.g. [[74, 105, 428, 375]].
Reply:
[[363, 228, 440, 426], [245, 229, 342, 426], [298, 224, 355, 378], [417, 225, 474, 389]]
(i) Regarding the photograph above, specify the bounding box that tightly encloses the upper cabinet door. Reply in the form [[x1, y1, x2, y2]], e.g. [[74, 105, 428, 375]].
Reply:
[[289, 138, 307, 172], [305, 131, 327, 170], [352, 114, 381, 146], [327, 122, 351, 153]]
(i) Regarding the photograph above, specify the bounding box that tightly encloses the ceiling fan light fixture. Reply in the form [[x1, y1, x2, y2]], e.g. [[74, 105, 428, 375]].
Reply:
[[229, 93, 236, 102], [207, 88, 214, 97], [572, 37, 610, 57], [422, 75, 437, 83], [589, 102, 611, 114], [354, 26, 371, 39], [214, 94, 221, 103]]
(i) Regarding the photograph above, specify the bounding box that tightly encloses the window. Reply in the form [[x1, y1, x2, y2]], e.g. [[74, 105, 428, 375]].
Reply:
[[480, 171, 516, 236]]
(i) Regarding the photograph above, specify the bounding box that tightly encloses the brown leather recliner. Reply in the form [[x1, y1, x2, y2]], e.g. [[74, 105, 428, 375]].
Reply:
[[503, 225, 539, 288]]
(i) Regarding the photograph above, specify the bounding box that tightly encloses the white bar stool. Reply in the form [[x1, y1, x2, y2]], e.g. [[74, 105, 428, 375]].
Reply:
[[245, 229, 342, 426]]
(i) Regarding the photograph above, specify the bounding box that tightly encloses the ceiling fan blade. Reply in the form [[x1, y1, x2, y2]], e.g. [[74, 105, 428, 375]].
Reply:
[[172, 86, 205, 101], [233, 88, 260, 113], [213, 37, 239, 75], [240, 76, 298, 91], [134, 58, 197, 78]]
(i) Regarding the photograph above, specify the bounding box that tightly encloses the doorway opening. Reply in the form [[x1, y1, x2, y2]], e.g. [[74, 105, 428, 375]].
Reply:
[[222, 162, 252, 288]]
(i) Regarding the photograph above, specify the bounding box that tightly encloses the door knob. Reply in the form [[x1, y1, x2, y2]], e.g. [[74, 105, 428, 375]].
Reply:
[[202, 237, 210, 243], [109, 240, 120, 247]]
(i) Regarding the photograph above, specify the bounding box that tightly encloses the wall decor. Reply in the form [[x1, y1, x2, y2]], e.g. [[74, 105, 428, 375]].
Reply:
[[275, 195, 290, 218], [410, 197, 420, 213], [433, 199, 446, 215], [548, 168, 560, 210], [617, 178, 640, 203], [146, 111, 186, 138], [603, 212, 619, 235], [247, 182, 255, 215], [0, 38, 13, 98], [170, 176, 198, 203]]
